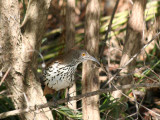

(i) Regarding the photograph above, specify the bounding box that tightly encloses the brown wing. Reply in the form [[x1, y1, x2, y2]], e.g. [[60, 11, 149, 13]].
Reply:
[[45, 47, 83, 67], [45, 54, 65, 67]]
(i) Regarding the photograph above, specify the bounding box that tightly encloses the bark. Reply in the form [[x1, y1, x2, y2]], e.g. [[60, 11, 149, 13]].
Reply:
[[82, 0, 100, 120], [0, 0, 53, 120], [65, 0, 76, 110], [112, 0, 147, 98]]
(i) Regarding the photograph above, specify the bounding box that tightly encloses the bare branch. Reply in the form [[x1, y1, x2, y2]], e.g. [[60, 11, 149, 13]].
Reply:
[[1, 83, 160, 119], [0, 67, 11, 86], [102, 32, 160, 88], [99, 0, 120, 57], [99, 0, 120, 89]]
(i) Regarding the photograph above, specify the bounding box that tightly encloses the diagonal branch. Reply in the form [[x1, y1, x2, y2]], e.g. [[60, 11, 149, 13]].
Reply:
[[102, 32, 160, 88], [0, 67, 11, 86], [99, 0, 120, 57], [1, 83, 160, 119]]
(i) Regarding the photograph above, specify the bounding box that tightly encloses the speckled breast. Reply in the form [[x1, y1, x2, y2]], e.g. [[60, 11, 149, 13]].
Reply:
[[43, 62, 77, 91]]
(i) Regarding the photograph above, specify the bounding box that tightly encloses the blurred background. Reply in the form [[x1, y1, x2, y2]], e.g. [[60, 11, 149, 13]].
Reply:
[[1, 0, 160, 119]]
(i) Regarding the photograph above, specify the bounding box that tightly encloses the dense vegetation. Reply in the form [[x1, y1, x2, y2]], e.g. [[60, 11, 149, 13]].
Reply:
[[0, 0, 160, 119]]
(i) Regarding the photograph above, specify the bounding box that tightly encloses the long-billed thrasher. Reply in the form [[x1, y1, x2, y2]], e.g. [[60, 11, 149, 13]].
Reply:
[[43, 48, 100, 96]]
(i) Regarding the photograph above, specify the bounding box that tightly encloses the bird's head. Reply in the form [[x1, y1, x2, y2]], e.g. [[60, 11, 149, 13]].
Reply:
[[70, 49, 100, 65]]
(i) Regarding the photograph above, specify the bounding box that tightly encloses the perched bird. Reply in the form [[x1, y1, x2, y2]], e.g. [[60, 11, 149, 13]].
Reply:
[[43, 48, 100, 95]]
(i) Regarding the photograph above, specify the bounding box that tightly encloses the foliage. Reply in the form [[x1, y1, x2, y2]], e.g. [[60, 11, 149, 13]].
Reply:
[[0, 0, 160, 120]]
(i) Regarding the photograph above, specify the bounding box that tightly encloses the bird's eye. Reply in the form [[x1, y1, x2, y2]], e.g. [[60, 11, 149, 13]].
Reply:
[[82, 53, 86, 56]]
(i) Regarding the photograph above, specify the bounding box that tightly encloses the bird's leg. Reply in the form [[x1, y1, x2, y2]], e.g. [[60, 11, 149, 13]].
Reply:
[[67, 87, 70, 101], [52, 92, 58, 107], [52, 97, 57, 106], [51, 90, 63, 107], [67, 87, 73, 106], [56, 91, 61, 100]]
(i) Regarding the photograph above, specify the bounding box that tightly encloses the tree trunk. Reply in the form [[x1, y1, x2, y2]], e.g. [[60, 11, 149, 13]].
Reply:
[[0, 0, 53, 120], [65, 0, 77, 110], [82, 0, 100, 120], [112, 0, 147, 98]]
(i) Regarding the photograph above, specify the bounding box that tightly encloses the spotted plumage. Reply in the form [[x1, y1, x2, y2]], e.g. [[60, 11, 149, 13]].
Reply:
[[43, 49, 100, 93]]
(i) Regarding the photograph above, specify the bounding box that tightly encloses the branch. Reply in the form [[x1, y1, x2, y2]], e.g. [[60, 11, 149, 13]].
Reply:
[[99, 0, 120, 57], [102, 32, 160, 88], [1, 83, 160, 119], [98, 0, 120, 85], [0, 67, 11, 86]]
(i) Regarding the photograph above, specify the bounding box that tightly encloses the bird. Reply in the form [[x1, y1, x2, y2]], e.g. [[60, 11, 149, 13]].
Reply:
[[43, 48, 100, 96]]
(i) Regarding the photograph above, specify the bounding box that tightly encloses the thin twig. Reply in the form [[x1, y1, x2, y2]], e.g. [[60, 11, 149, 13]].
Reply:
[[132, 90, 139, 119], [99, 0, 120, 57], [99, 0, 120, 88], [20, 0, 31, 28], [112, 83, 160, 118], [0, 83, 160, 119], [102, 32, 160, 88], [0, 67, 11, 86]]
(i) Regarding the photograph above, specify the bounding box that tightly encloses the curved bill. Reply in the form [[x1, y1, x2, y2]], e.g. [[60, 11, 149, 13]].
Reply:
[[87, 55, 100, 65]]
